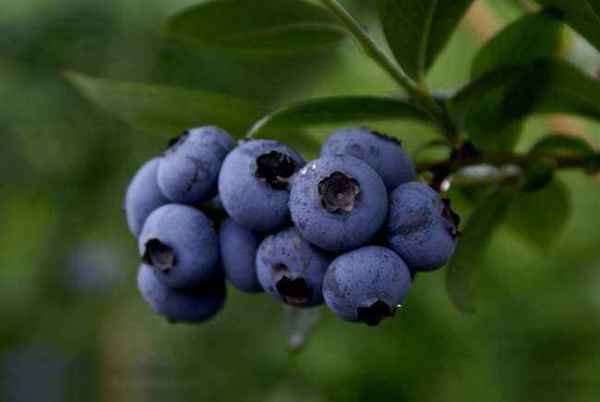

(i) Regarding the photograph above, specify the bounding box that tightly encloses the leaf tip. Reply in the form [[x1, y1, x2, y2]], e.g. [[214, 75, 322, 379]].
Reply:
[[446, 268, 477, 314]]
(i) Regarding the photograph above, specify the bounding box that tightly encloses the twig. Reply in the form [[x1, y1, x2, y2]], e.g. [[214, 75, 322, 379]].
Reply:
[[319, 0, 459, 144], [418, 151, 591, 174]]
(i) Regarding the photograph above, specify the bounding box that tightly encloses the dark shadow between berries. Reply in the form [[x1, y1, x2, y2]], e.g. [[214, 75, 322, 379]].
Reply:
[[276, 275, 311, 307], [142, 239, 175, 272], [255, 151, 297, 190], [318, 171, 361, 213], [356, 300, 395, 326]]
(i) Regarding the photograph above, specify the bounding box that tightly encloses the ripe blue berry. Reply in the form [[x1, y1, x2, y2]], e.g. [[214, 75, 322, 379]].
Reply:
[[321, 127, 416, 191], [65, 241, 123, 294], [139, 204, 219, 289], [289, 155, 388, 252], [323, 246, 411, 326], [256, 227, 331, 307], [386, 182, 459, 271], [124, 158, 169, 237], [218, 140, 305, 232], [158, 126, 235, 205], [219, 218, 263, 293], [137, 264, 225, 323]]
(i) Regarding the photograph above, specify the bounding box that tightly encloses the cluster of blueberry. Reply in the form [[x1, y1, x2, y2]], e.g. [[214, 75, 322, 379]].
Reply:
[[125, 126, 460, 326]]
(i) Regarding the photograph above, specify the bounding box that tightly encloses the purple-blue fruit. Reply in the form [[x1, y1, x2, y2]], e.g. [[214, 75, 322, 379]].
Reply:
[[65, 241, 123, 294], [137, 264, 225, 323], [139, 204, 219, 289], [289, 155, 388, 252], [386, 182, 459, 271], [323, 246, 411, 326], [158, 126, 235, 205], [321, 127, 416, 191], [256, 227, 331, 307], [124, 158, 169, 237], [219, 218, 263, 293], [218, 140, 305, 232]]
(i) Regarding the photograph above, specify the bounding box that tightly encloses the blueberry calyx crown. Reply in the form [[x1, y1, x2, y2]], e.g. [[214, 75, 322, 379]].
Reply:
[[356, 299, 395, 326], [166, 131, 189, 152], [441, 199, 461, 238], [255, 151, 297, 190], [370, 129, 403, 146], [318, 171, 361, 213], [142, 239, 175, 272], [274, 269, 311, 307]]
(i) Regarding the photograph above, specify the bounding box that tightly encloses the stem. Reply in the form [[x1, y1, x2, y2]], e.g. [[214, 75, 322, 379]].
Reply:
[[448, 165, 522, 188], [420, 151, 597, 190], [319, 0, 458, 141], [320, 0, 416, 94], [418, 152, 590, 174], [414, 89, 460, 145]]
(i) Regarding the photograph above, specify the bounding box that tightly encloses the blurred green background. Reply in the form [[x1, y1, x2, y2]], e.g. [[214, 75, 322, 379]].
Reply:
[[1, 0, 600, 401]]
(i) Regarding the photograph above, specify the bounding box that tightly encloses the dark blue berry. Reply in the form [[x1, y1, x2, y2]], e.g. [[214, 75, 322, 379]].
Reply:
[[219, 218, 263, 293], [218, 140, 305, 232], [137, 264, 225, 323], [139, 204, 219, 288], [323, 246, 411, 325], [124, 158, 169, 237], [321, 127, 416, 191], [290, 155, 388, 251], [386, 182, 459, 271], [158, 126, 235, 204], [256, 227, 331, 307]]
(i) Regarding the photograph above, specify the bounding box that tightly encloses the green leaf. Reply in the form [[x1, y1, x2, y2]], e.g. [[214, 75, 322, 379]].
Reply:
[[449, 65, 521, 129], [536, 0, 600, 52], [164, 0, 347, 53], [4, 14, 344, 104], [522, 157, 557, 191], [144, 35, 343, 103], [448, 65, 528, 150], [464, 11, 563, 151], [377, 0, 475, 82], [585, 153, 600, 174], [247, 96, 431, 137], [66, 71, 266, 137], [503, 59, 600, 120], [471, 10, 563, 79], [506, 180, 571, 251], [530, 134, 595, 159], [446, 189, 513, 313], [464, 95, 524, 152], [450, 60, 600, 149]]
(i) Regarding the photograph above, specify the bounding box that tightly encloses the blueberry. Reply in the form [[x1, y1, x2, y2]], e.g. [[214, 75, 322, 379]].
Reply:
[[65, 241, 123, 294], [323, 246, 411, 326], [289, 155, 388, 252], [158, 126, 235, 204], [256, 227, 331, 307], [321, 127, 416, 191], [139, 204, 219, 288], [219, 218, 263, 293], [200, 195, 229, 224], [137, 264, 225, 323], [124, 157, 169, 237], [218, 140, 305, 232], [386, 182, 459, 271]]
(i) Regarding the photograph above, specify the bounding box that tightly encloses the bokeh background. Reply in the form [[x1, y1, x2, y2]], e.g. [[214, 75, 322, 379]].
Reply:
[[1, 0, 600, 401]]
